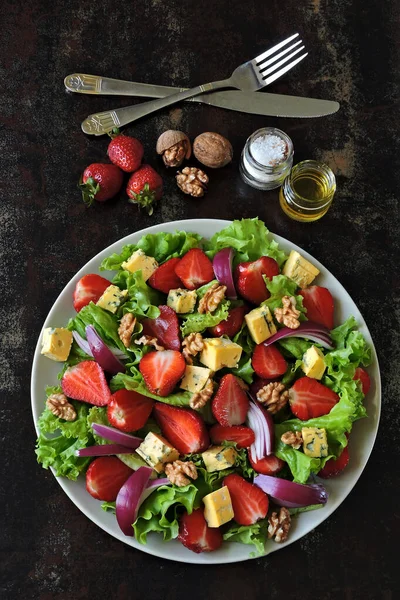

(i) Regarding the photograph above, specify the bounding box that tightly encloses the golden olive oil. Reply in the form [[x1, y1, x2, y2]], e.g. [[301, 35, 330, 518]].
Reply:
[[279, 161, 336, 222]]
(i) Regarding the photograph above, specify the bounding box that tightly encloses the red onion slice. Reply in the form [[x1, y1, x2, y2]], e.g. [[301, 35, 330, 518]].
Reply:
[[246, 400, 274, 460], [263, 321, 334, 350], [72, 331, 94, 357], [212, 247, 237, 299], [86, 325, 125, 375], [75, 444, 136, 457], [116, 466, 153, 536], [91, 423, 142, 449], [254, 473, 328, 507]]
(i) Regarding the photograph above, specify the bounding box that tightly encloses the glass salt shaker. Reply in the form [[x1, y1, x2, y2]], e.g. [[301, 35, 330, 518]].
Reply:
[[240, 127, 294, 190]]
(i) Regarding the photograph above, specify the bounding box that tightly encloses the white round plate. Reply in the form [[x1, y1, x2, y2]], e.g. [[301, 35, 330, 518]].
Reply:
[[31, 219, 381, 564]]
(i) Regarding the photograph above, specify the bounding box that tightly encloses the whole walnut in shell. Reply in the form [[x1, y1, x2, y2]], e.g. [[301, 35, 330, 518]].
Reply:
[[193, 132, 233, 168], [156, 130, 191, 167]]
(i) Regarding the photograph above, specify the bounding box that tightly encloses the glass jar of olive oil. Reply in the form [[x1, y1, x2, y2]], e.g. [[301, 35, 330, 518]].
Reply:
[[279, 160, 336, 222]]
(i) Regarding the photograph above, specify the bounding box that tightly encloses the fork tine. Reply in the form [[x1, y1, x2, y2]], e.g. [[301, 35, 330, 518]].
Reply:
[[263, 53, 308, 86], [255, 33, 299, 64], [260, 46, 305, 77], [258, 40, 302, 70]]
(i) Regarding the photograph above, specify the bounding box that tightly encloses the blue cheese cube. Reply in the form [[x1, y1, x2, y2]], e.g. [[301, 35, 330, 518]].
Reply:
[[302, 345, 326, 379], [180, 365, 212, 393], [96, 285, 128, 314], [199, 338, 242, 371], [202, 446, 237, 472], [302, 427, 328, 458], [121, 249, 158, 282], [41, 327, 73, 362], [245, 305, 277, 344], [167, 288, 197, 314], [135, 432, 179, 473], [203, 486, 234, 527], [283, 251, 320, 289]]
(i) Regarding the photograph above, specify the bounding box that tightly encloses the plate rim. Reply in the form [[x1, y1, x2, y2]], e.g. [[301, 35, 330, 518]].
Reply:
[[30, 218, 381, 564]]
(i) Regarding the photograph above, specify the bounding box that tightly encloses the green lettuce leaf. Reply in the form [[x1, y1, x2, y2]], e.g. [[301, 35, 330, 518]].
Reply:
[[179, 280, 231, 336], [100, 231, 203, 271], [67, 302, 127, 354], [86, 406, 110, 444], [275, 317, 371, 483], [230, 355, 254, 384], [101, 501, 116, 513], [226, 321, 256, 384], [187, 444, 255, 491], [223, 520, 268, 556], [205, 218, 287, 267], [112, 271, 161, 319], [133, 484, 199, 544], [275, 379, 366, 483], [36, 394, 94, 480], [262, 275, 306, 318], [288, 504, 324, 516], [111, 372, 192, 407], [324, 317, 372, 390], [180, 302, 230, 337]]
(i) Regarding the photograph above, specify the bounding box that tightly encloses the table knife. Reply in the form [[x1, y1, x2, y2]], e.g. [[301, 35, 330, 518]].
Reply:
[[65, 73, 340, 119]]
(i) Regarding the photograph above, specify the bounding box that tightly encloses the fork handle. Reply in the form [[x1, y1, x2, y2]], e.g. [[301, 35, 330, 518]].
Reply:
[[81, 79, 231, 135]]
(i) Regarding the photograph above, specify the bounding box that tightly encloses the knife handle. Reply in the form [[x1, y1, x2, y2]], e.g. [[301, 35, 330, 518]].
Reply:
[[64, 73, 190, 98]]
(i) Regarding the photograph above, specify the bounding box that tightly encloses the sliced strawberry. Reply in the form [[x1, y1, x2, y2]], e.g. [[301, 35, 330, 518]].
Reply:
[[73, 274, 111, 312], [211, 374, 250, 426], [153, 403, 209, 454], [318, 445, 349, 478], [139, 350, 186, 397], [289, 376, 339, 420], [298, 286, 334, 330], [178, 508, 223, 553], [208, 305, 247, 338], [223, 473, 269, 525], [148, 258, 182, 294], [209, 424, 255, 448], [353, 367, 371, 395], [107, 389, 154, 432], [86, 457, 133, 501], [174, 248, 215, 290], [252, 344, 288, 379], [142, 305, 181, 351], [234, 256, 280, 305], [248, 452, 285, 475], [61, 361, 111, 406]]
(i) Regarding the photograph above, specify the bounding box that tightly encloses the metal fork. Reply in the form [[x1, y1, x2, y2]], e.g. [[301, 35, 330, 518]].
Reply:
[[81, 33, 307, 135]]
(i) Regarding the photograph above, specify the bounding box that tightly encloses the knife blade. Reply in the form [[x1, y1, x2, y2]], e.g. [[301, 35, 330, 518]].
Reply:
[[64, 73, 339, 118]]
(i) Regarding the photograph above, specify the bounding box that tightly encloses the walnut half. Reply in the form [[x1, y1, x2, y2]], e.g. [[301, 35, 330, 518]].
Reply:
[[135, 335, 165, 351], [268, 507, 291, 543], [156, 130, 191, 167], [190, 378, 214, 410], [164, 460, 198, 487], [257, 382, 289, 414], [274, 295, 300, 329], [182, 332, 204, 364], [176, 167, 209, 197], [46, 393, 76, 421], [198, 283, 226, 314]]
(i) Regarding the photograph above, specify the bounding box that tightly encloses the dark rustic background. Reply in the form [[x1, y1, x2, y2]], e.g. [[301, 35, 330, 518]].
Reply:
[[1, 0, 399, 598]]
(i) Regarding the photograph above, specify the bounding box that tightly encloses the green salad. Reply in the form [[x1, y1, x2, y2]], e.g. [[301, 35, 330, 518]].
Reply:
[[35, 218, 372, 556]]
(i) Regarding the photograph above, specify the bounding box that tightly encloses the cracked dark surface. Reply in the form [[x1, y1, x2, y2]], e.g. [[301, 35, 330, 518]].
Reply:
[[1, 0, 399, 598]]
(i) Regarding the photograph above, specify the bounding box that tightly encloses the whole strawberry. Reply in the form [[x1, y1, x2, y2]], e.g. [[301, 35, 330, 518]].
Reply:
[[108, 133, 144, 173], [126, 164, 163, 215], [79, 163, 123, 206]]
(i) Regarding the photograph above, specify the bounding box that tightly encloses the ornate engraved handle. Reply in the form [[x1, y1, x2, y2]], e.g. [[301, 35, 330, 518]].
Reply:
[[64, 74, 103, 94], [81, 79, 231, 135]]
